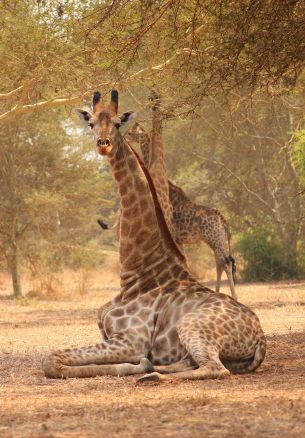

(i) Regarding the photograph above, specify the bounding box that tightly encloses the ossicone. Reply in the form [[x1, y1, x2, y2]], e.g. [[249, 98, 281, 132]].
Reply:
[[93, 91, 102, 112], [110, 89, 119, 114]]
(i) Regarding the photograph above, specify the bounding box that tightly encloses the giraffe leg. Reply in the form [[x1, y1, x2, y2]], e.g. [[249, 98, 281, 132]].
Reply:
[[137, 363, 229, 384], [137, 351, 228, 384], [44, 357, 154, 379], [224, 262, 237, 300], [137, 317, 229, 384], [215, 259, 223, 293], [43, 331, 149, 378], [153, 358, 195, 374]]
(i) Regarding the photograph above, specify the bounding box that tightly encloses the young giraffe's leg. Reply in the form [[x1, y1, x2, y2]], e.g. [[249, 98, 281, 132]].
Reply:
[[202, 218, 237, 300], [215, 254, 237, 300], [43, 331, 150, 378], [223, 260, 237, 301], [215, 259, 223, 293]]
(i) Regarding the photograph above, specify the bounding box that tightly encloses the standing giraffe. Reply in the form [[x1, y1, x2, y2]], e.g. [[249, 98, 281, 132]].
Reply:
[[143, 89, 173, 233], [125, 122, 237, 300], [43, 90, 265, 382]]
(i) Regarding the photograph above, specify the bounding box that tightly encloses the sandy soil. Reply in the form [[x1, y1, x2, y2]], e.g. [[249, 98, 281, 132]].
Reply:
[[0, 280, 304, 437]]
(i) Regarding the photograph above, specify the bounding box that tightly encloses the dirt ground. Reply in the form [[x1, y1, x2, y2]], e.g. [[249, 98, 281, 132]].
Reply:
[[0, 278, 305, 438]]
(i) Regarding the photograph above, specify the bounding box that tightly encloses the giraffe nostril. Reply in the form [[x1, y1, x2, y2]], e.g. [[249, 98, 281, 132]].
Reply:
[[97, 139, 102, 147], [105, 139, 110, 146]]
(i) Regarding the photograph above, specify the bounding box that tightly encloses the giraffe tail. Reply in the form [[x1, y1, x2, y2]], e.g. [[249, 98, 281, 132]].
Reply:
[[97, 218, 120, 231], [97, 219, 109, 230], [229, 255, 237, 284], [223, 336, 266, 374], [222, 217, 237, 284]]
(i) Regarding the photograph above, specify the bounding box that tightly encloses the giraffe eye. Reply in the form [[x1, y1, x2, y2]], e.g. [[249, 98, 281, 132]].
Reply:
[[88, 122, 94, 129]]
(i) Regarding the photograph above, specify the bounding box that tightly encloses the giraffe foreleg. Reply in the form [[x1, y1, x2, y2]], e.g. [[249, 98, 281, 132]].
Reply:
[[153, 358, 195, 374], [215, 259, 223, 293], [137, 314, 229, 385], [137, 364, 229, 384], [44, 357, 153, 379], [43, 331, 150, 378]]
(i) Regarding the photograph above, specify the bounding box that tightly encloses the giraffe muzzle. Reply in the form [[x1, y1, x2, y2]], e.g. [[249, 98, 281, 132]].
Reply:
[[97, 138, 112, 155]]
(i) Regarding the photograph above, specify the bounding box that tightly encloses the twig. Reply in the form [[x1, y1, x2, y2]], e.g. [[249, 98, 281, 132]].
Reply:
[[0, 85, 24, 101], [193, 151, 276, 213]]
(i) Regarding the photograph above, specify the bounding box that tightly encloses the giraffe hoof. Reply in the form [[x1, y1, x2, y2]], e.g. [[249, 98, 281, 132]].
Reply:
[[140, 358, 155, 374], [136, 372, 161, 385], [43, 352, 66, 379]]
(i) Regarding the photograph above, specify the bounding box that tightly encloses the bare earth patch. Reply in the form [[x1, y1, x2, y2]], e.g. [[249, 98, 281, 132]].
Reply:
[[0, 281, 304, 437]]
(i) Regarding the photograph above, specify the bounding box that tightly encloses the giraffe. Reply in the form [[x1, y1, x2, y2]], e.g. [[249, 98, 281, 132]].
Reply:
[[43, 90, 265, 382], [97, 90, 173, 240], [125, 122, 237, 300], [141, 89, 173, 233]]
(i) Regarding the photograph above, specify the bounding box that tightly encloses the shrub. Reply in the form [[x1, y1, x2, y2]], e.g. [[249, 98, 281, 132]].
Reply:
[[236, 228, 303, 282]]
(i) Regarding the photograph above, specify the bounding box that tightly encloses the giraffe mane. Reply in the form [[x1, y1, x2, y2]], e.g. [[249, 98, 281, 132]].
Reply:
[[168, 180, 189, 199], [125, 142, 186, 265]]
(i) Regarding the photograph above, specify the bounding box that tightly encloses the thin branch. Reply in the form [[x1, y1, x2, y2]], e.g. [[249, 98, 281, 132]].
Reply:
[[124, 47, 205, 85], [0, 45, 206, 125], [0, 85, 24, 101], [127, 0, 175, 48], [192, 151, 276, 213], [274, 215, 305, 225], [0, 95, 82, 124]]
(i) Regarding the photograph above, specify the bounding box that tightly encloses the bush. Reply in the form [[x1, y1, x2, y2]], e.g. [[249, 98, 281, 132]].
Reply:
[[236, 228, 303, 282], [292, 130, 305, 185]]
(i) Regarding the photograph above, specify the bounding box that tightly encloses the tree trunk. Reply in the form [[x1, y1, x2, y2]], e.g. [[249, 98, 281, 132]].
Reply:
[[9, 244, 22, 298]]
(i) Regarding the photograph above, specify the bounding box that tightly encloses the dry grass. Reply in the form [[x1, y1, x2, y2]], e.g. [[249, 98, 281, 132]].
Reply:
[[0, 275, 305, 438]]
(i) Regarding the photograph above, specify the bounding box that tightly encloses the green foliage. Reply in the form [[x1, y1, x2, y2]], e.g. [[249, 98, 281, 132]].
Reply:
[[292, 129, 305, 184], [236, 228, 305, 282], [1, 0, 305, 126], [16, 296, 39, 307], [0, 0, 305, 292], [67, 240, 107, 271], [0, 107, 118, 295]]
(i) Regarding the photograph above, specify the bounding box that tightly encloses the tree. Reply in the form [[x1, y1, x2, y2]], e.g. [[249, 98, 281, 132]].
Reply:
[[293, 129, 305, 187], [1, 1, 305, 124], [162, 90, 305, 279], [1, 0, 305, 286], [0, 108, 115, 297]]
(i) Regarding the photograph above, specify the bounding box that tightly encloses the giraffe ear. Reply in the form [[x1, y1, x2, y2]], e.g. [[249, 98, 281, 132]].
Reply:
[[119, 111, 137, 127], [75, 109, 92, 126]]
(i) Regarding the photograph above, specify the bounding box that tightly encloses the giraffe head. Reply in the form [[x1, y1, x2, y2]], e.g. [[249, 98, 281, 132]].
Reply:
[[76, 90, 136, 155], [124, 122, 146, 144]]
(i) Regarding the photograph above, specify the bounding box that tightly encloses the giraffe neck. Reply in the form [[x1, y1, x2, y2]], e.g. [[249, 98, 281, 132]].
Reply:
[[108, 130, 189, 299], [168, 180, 191, 206], [138, 131, 151, 168], [149, 104, 163, 169], [145, 107, 173, 235]]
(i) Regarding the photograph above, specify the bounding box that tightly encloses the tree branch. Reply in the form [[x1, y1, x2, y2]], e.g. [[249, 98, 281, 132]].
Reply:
[[0, 95, 82, 124], [192, 151, 276, 213], [0, 85, 24, 101], [0, 40, 207, 125]]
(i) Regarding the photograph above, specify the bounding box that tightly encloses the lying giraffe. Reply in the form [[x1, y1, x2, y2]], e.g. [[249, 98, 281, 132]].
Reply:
[[43, 90, 265, 382], [125, 121, 237, 300]]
